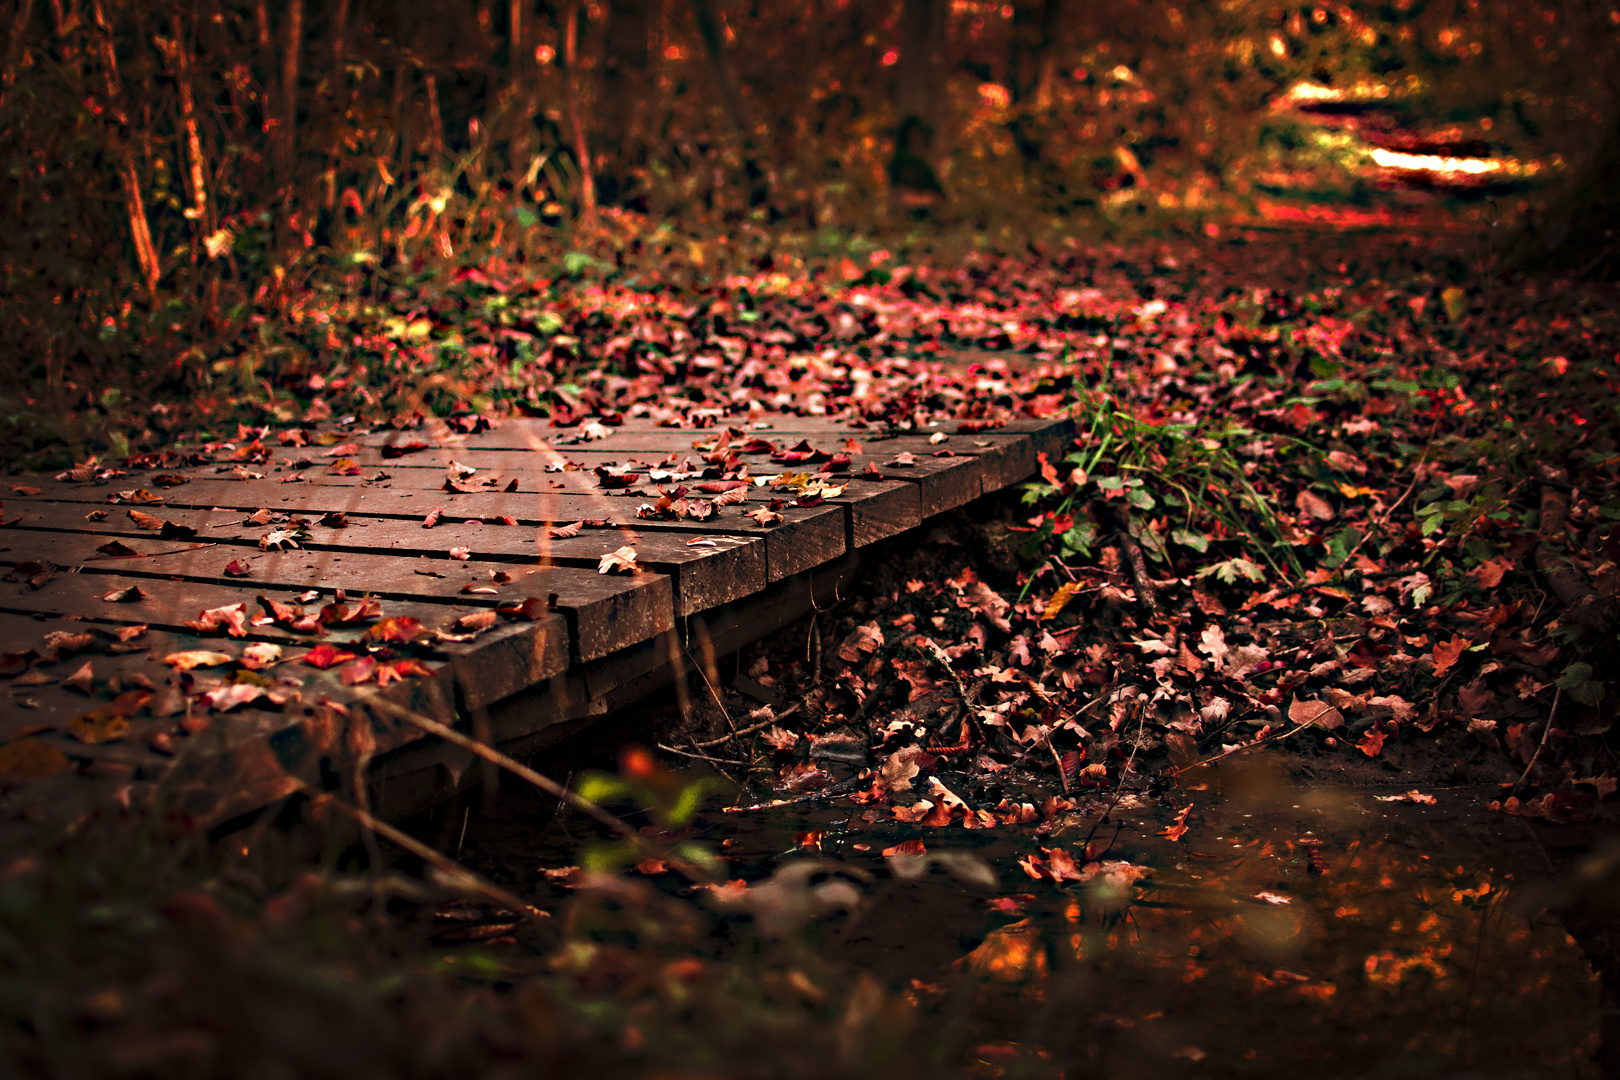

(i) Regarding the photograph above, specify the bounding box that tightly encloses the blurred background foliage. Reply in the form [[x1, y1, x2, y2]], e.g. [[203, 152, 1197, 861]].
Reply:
[[0, 0, 1613, 463]]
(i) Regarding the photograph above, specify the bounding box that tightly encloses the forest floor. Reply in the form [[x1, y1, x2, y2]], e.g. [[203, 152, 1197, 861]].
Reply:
[[3, 218, 1619, 1078]]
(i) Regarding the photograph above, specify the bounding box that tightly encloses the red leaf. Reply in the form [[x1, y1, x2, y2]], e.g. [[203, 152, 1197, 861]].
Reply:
[[303, 643, 358, 669]]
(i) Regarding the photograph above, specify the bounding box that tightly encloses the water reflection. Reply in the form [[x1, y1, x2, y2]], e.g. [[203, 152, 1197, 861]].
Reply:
[[937, 763, 1602, 1077]]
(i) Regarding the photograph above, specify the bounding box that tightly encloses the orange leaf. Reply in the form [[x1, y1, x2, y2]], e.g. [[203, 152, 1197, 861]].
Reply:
[[1430, 635, 1469, 678], [882, 839, 926, 858], [1356, 727, 1387, 757]]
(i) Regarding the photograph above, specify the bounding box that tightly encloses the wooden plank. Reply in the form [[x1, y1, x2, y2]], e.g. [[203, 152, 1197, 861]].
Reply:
[[341, 414, 1074, 452], [0, 523, 673, 663], [11, 474, 848, 567], [539, 529, 766, 616]]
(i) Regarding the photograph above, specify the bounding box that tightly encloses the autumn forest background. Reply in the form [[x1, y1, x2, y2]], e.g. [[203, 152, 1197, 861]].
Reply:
[[1, 0, 1617, 465]]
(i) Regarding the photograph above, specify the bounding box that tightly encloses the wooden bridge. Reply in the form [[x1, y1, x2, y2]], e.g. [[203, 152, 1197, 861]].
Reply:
[[0, 413, 1072, 836]]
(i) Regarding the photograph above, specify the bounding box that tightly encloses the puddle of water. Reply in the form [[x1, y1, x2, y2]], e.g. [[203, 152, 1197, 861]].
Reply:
[[438, 754, 1607, 1078]]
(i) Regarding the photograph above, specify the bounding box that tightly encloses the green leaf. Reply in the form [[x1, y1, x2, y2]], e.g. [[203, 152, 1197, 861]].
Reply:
[[1557, 662, 1607, 706], [1127, 487, 1156, 510], [1170, 528, 1209, 553], [1195, 557, 1265, 585], [1324, 526, 1362, 569]]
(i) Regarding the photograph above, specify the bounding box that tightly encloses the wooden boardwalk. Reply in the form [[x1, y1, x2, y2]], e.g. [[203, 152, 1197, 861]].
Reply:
[[0, 413, 1072, 832]]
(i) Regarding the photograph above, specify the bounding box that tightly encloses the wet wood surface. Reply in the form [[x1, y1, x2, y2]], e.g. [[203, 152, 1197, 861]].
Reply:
[[0, 413, 1072, 831]]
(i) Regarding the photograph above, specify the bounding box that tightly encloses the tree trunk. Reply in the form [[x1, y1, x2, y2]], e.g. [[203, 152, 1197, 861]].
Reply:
[[1009, 0, 1062, 110], [598, 0, 649, 207], [89, 0, 160, 297], [889, 0, 947, 211], [562, 0, 597, 222], [1505, 107, 1620, 280], [691, 0, 769, 209]]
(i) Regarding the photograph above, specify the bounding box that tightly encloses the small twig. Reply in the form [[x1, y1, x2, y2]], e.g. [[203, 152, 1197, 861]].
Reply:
[[301, 786, 542, 918], [723, 774, 865, 813], [355, 691, 711, 880], [82, 542, 218, 562], [1510, 687, 1561, 797], [655, 742, 750, 767], [689, 704, 800, 749], [1171, 721, 1311, 776], [1080, 696, 1148, 851]]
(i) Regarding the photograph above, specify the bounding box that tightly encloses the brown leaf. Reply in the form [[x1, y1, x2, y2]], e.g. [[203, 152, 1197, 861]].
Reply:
[[454, 610, 499, 634], [184, 603, 249, 638], [1295, 489, 1336, 521], [0, 737, 70, 778], [598, 545, 638, 574], [1287, 697, 1344, 729], [224, 559, 253, 576], [126, 509, 165, 530], [423, 507, 443, 528], [63, 661, 95, 695], [448, 546, 471, 561], [100, 585, 148, 603], [239, 642, 284, 670], [162, 650, 235, 670], [881, 839, 926, 858]]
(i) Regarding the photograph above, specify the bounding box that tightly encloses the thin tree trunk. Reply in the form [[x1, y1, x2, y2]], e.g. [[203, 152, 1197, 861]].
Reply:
[[0, 0, 37, 112], [1010, 0, 1062, 109], [332, 0, 349, 61], [889, 0, 947, 209], [510, 0, 524, 79], [600, 0, 649, 205], [691, 0, 768, 208], [170, 15, 210, 233], [89, 0, 160, 297], [562, 0, 596, 222], [276, 0, 302, 198]]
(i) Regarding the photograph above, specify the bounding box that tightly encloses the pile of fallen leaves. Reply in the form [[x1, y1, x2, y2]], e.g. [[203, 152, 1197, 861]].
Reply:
[[565, 235, 1618, 823]]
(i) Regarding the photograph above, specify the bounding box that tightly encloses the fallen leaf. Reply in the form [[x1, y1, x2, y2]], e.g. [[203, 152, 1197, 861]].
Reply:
[[100, 585, 148, 603], [423, 507, 443, 528], [1430, 636, 1469, 678], [448, 546, 471, 561], [598, 545, 638, 574], [63, 661, 95, 695], [1288, 697, 1344, 729], [1374, 790, 1437, 805], [240, 642, 284, 670], [163, 650, 235, 670], [882, 839, 927, 858], [1356, 727, 1388, 757], [126, 509, 165, 530], [183, 602, 249, 638], [303, 643, 359, 669], [368, 616, 427, 644], [224, 559, 253, 576], [0, 738, 70, 778]]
